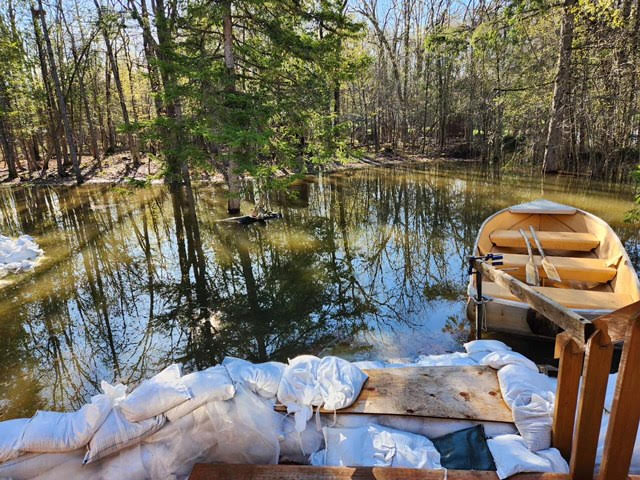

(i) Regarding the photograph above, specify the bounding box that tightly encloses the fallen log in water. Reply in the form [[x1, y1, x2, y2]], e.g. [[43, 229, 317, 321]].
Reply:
[[217, 212, 283, 225]]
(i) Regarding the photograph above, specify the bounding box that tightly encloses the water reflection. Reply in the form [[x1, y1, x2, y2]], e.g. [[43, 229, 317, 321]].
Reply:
[[0, 163, 637, 419]]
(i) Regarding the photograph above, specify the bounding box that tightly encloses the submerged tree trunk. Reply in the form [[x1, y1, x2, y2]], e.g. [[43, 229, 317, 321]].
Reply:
[[543, 0, 577, 174]]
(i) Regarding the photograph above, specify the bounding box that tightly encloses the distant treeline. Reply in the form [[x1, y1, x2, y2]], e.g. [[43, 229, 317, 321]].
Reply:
[[0, 0, 639, 208]]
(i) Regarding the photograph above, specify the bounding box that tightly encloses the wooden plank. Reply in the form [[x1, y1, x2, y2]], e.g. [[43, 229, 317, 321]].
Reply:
[[490, 230, 599, 251], [276, 366, 513, 423], [598, 318, 640, 480], [188, 464, 640, 480], [570, 329, 614, 480], [474, 260, 592, 345], [500, 254, 616, 283], [552, 333, 584, 459], [482, 282, 632, 311], [592, 300, 640, 343]]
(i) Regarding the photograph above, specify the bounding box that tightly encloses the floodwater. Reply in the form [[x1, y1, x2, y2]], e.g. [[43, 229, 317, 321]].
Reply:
[[0, 162, 638, 419]]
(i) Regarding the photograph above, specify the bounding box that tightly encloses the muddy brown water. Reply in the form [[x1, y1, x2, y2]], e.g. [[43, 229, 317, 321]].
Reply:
[[0, 162, 638, 419]]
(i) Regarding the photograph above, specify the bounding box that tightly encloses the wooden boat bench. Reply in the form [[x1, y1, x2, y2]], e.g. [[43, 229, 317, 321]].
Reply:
[[489, 230, 600, 252], [481, 282, 632, 311], [498, 254, 617, 283], [274, 365, 514, 423]]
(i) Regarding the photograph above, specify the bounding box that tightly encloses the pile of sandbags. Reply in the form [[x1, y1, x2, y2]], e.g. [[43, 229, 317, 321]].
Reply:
[[0, 234, 43, 277], [0, 347, 584, 480]]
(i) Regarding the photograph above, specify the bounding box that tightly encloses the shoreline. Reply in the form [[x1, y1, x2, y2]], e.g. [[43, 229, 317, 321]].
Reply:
[[0, 152, 477, 188]]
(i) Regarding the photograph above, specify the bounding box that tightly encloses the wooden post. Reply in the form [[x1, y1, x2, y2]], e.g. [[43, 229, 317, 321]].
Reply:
[[552, 332, 584, 459], [598, 318, 640, 480], [570, 329, 613, 480]]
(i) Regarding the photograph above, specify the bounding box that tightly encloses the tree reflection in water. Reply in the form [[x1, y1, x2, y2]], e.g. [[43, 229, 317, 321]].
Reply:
[[0, 163, 637, 419]]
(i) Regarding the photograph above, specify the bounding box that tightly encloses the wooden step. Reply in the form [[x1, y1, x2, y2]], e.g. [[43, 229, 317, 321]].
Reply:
[[274, 366, 513, 423], [188, 464, 640, 479], [482, 282, 632, 311], [490, 230, 599, 251], [500, 254, 616, 283]]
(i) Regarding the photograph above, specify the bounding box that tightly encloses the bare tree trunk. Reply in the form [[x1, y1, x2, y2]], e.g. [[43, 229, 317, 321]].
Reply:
[[223, 0, 241, 214], [95, 0, 139, 166], [36, 1, 82, 183], [0, 80, 18, 180], [105, 56, 116, 154], [543, 0, 577, 174], [31, 5, 64, 176]]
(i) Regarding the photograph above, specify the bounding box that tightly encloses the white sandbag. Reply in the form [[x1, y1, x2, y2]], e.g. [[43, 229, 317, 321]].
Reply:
[[313, 424, 441, 469], [165, 366, 235, 422], [90, 444, 149, 480], [118, 364, 191, 422], [20, 394, 112, 453], [279, 416, 324, 464], [480, 350, 538, 372], [464, 340, 511, 354], [277, 355, 323, 432], [352, 360, 386, 370], [83, 408, 165, 464], [415, 351, 477, 366], [512, 392, 554, 452], [317, 356, 368, 411], [0, 418, 29, 462], [142, 404, 222, 479], [497, 364, 556, 409], [222, 356, 286, 399], [0, 450, 84, 480], [205, 386, 283, 465], [0, 234, 43, 277], [487, 434, 568, 479]]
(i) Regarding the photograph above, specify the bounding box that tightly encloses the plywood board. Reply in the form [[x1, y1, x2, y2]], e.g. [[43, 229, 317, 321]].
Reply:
[[276, 366, 513, 423]]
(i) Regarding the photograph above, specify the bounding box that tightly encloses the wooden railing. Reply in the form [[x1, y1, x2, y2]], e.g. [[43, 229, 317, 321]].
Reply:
[[472, 258, 640, 480]]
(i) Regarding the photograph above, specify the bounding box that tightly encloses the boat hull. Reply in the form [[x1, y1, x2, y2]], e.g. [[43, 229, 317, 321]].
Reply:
[[467, 200, 640, 339]]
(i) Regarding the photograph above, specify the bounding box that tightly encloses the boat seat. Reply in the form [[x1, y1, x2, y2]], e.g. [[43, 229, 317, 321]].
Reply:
[[482, 282, 632, 311], [500, 253, 616, 283], [490, 230, 599, 251]]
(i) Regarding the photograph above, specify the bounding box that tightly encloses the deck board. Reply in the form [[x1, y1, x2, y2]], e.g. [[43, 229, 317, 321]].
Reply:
[[275, 366, 513, 423], [188, 464, 640, 479]]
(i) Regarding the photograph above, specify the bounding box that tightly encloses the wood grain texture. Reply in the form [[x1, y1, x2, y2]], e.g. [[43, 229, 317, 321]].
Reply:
[[474, 260, 591, 344], [592, 300, 640, 343], [489, 230, 599, 251], [188, 464, 640, 480], [570, 329, 614, 480], [500, 254, 616, 283], [481, 282, 632, 311], [552, 334, 584, 459], [598, 319, 640, 480], [276, 366, 513, 423]]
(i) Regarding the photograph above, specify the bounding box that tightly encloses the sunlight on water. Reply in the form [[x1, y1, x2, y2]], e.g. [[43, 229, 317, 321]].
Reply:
[[0, 162, 637, 419]]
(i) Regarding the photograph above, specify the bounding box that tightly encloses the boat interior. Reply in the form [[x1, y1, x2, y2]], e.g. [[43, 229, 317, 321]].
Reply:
[[473, 201, 640, 312]]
